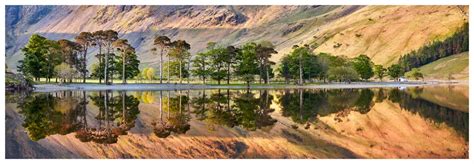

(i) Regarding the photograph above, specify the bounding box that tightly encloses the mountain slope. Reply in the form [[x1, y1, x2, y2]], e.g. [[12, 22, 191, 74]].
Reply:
[[5, 5, 468, 72], [405, 52, 469, 80]]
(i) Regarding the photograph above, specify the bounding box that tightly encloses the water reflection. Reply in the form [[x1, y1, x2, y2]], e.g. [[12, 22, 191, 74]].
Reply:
[[278, 89, 374, 128], [387, 88, 469, 140], [12, 87, 468, 145]]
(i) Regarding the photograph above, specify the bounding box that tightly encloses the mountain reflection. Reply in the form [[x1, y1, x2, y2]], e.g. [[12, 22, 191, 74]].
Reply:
[[15, 87, 468, 144]]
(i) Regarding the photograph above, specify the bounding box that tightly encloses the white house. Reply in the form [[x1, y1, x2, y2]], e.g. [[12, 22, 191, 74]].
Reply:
[[398, 77, 408, 82]]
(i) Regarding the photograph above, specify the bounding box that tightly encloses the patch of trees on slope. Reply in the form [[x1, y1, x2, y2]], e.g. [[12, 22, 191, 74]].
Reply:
[[398, 23, 468, 72]]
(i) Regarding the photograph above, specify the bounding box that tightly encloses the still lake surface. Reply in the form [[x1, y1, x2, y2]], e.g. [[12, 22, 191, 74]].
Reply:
[[5, 85, 469, 158]]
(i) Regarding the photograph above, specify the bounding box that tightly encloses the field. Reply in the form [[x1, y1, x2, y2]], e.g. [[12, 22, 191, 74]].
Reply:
[[405, 52, 469, 80]]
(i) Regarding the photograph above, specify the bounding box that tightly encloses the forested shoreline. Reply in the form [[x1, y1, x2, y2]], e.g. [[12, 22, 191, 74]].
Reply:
[[13, 23, 468, 88]]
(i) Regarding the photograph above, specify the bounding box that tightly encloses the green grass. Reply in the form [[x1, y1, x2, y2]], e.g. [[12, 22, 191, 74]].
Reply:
[[405, 52, 469, 80], [32, 77, 330, 88], [33, 78, 298, 86]]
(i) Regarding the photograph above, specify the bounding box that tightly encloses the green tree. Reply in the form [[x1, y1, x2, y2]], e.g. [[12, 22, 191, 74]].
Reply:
[[278, 46, 327, 84], [410, 68, 424, 80], [103, 30, 119, 85], [387, 64, 403, 80], [92, 30, 106, 84], [90, 55, 115, 81], [152, 35, 171, 83], [256, 41, 277, 84], [18, 34, 50, 81], [168, 40, 191, 84], [373, 65, 386, 81], [164, 61, 189, 80], [192, 52, 212, 84], [113, 39, 139, 83], [206, 43, 227, 85], [43, 40, 62, 82], [224, 46, 239, 84], [277, 55, 292, 84], [74, 32, 94, 83], [352, 55, 374, 81], [328, 66, 359, 83], [58, 39, 82, 83], [235, 42, 260, 88]]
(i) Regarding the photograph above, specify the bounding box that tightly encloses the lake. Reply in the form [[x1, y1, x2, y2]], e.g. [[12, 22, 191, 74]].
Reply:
[[5, 85, 469, 158]]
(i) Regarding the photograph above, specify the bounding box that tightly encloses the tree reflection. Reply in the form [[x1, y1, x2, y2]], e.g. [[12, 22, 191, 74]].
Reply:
[[17, 88, 467, 144], [18, 91, 140, 144], [76, 90, 140, 144], [190, 89, 276, 131], [18, 92, 82, 141], [232, 90, 277, 131], [278, 89, 375, 128], [152, 90, 191, 138]]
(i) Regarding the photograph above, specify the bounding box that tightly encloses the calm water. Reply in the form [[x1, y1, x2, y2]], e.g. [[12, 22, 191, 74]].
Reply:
[[5, 86, 469, 158]]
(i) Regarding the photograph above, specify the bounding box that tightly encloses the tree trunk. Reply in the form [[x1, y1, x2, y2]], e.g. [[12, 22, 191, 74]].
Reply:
[[160, 49, 163, 84], [98, 45, 102, 84], [299, 53, 303, 85], [104, 51, 109, 85], [187, 59, 190, 84], [122, 53, 126, 84], [179, 60, 182, 84], [167, 56, 170, 84], [83, 48, 88, 83], [227, 64, 231, 84]]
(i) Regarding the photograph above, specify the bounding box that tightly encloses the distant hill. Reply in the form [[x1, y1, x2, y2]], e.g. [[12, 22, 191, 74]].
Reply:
[[405, 52, 468, 80], [5, 5, 468, 72]]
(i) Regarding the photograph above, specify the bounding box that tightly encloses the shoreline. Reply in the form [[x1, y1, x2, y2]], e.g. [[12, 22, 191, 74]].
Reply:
[[31, 81, 467, 92]]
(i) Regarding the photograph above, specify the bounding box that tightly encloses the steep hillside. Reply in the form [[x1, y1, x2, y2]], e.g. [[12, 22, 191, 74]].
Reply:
[[405, 52, 468, 80], [5, 5, 468, 72]]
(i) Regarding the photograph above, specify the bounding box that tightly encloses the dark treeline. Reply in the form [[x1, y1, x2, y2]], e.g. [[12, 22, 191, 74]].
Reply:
[[398, 23, 469, 72]]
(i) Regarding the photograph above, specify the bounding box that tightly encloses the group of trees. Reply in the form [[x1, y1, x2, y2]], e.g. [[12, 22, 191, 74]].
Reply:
[[278, 45, 407, 84], [22, 27, 464, 85], [18, 30, 140, 85], [190, 41, 277, 87], [398, 22, 468, 72], [151, 35, 191, 84]]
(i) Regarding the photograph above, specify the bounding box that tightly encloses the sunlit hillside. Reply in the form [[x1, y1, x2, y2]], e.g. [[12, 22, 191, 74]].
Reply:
[[6, 5, 468, 71], [405, 52, 469, 80]]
